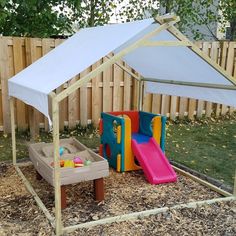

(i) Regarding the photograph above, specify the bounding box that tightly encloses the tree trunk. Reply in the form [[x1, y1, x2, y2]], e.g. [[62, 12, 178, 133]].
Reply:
[[89, 0, 96, 27], [229, 20, 236, 40]]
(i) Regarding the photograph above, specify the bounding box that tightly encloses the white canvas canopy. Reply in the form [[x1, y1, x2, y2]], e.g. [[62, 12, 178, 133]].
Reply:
[[8, 18, 154, 124], [8, 16, 236, 125]]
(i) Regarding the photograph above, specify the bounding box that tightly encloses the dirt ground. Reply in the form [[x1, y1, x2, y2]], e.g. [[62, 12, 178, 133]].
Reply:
[[0, 162, 235, 235]]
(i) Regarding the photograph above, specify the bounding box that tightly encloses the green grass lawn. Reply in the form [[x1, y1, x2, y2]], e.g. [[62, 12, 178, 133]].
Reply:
[[0, 118, 235, 186], [165, 118, 236, 186]]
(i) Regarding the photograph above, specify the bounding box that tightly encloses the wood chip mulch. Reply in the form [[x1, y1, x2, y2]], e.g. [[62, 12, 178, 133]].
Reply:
[[0, 162, 235, 235]]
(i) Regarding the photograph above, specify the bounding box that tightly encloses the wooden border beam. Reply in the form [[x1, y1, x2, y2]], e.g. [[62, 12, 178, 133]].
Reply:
[[56, 20, 179, 103], [16, 162, 33, 167], [62, 196, 234, 234], [143, 41, 191, 47], [173, 166, 232, 197], [15, 166, 55, 227], [143, 77, 236, 90]]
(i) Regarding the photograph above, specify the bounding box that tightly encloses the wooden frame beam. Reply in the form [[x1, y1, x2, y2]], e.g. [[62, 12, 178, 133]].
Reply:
[[143, 41, 191, 47], [51, 92, 63, 235], [154, 17, 236, 86], [10, 97, 16, 165], [55, 20, 179, 103], [143, 77, 236, 90], [156, 14, 180, 24], [105, 55, 140, 81]]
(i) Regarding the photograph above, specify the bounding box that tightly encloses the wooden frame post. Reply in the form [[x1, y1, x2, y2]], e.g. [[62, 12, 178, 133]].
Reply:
[[10, 97, 16, 165], [51, 93, 63, 235]]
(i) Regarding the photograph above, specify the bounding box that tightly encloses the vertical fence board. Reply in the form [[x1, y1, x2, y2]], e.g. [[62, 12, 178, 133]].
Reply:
[[179, 98, 188, 119], [161, 95, 170, 116], [196, 42, 205, 118], [42, 38, 55, 130], [13, 38, 27, 130], [204, 42, 217, 117], [92, 60, 102, 125], [113, 61, 122, 111], [221, 42, 230, 115], [143, 92, 152, 112], [54, 39, 67, 130], [0, 38, 11, 133], [80, 68, 90, 126], [102, 57, 112, 112], [25, 38, 41, 137], [188, 98, 196, 119], [68, 76, 79, 128], [170, 95, 177, 120], [152, 94, 161, 114], [225, 42, 235, 114], [123, 64, 132, 110]]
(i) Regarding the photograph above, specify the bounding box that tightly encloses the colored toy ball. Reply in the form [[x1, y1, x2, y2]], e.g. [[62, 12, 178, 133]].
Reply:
[[73, 157, 83, 164], [50, 160, 65, 167], [60, 160, 65, 167], [63, 160, 74, 168], [59, 147, 64, 156], [84, 160, 92, 166]]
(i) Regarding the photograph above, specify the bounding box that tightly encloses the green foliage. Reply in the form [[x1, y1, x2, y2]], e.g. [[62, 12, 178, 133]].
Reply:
[[0, 0, 72, 37], [118, 0, 236, 40], [66, 0, 121, 27], [0, 0, 234, 40], [118, 0, 160, 21], [219, 0, 236, 40]]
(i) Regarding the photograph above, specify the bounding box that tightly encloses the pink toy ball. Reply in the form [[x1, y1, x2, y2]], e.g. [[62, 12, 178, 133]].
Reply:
[[73, 157, 83, 164]]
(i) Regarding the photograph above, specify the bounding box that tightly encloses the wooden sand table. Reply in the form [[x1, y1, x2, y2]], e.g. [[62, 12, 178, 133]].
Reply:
[[28, 138, 109, 208]]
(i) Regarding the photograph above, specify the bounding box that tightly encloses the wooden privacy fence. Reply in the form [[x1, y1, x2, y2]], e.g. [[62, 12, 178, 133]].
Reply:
[[0, 37, 236, 133]]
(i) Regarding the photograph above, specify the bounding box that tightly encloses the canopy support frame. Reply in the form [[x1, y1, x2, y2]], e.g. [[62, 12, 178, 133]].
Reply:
[[155, 18, 236, 86], [55, 19, 180, 103], [9, 14, 236, 236], [143, 41, 191, 47], [106, 55, 140, 81], [143, 77, 236, 90], [51, 92, 63, 236], [10, 97, 16, 165]]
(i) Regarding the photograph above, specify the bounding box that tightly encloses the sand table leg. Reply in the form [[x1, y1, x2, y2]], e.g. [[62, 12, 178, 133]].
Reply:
[[61, 186, 67, 209], [94, 178, 104, 202], [36, 171, 43, 180]]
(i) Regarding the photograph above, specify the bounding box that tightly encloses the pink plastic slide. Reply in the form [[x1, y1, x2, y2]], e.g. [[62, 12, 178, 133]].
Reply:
[[131, 137, 177, 184]]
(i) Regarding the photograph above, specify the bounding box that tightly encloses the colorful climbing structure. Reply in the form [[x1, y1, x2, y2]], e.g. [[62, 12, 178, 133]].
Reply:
[[99, 111, 166, 172]]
